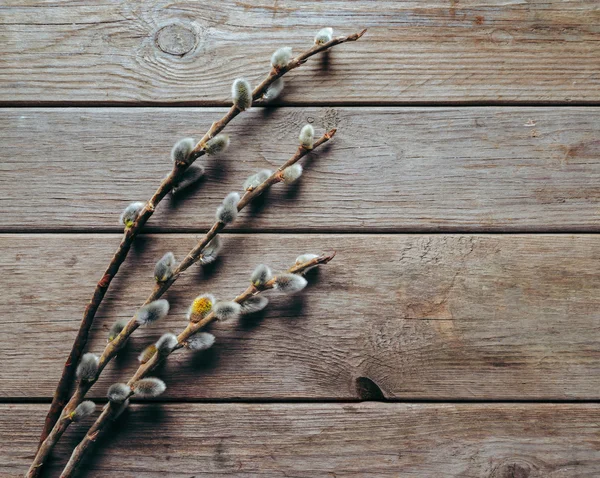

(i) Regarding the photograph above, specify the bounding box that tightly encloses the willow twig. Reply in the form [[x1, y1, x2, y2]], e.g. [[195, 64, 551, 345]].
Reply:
[[37, 27, 366, 454], [60, 252, 335, 478], [26, 129, 336, 477]]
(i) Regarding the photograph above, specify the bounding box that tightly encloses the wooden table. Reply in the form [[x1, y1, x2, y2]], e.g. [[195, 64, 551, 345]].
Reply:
[[1, 1, 599, 476]]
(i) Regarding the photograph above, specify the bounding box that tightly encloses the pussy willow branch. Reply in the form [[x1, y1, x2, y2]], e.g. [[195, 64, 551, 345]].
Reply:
[[60, 252, 335, 478], [38, 27, 366, 452], [27, 131, 336, 478]]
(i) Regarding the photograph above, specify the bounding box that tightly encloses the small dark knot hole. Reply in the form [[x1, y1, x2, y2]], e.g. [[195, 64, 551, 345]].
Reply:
[[355, 376, 385, 401]]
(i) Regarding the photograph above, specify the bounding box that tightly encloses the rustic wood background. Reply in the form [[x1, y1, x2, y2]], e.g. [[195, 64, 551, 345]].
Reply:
[[1, 1, 599, 476]]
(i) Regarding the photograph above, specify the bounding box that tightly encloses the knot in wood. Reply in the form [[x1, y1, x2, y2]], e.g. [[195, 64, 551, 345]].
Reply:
[[155, 24, 196, 56]]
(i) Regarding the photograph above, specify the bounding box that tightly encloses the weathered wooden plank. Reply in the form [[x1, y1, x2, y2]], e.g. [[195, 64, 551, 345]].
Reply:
[[2, 233, 599, 400], [1, 1, 599, 104], [2, 107, 599, 232], [2, 403, 600, 477]]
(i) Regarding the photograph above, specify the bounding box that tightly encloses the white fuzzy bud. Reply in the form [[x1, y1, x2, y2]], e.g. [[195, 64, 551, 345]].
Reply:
[[71, 401, 96, 422], [107, 383, 130, 404], [171, 137, 196, 163], [250, 264, 273, 287], [295, 253, 319, 274], [76, 353, 99, 382], [232, 78, 253, 111], [132, 378, 166, 398], [107, 318, 128, 343], [263, 78, 284, 102], [205, 134, 230, 156], [314, 27, 333, 45], [186, 332, 216, 351], [273, 274, 308, 294], [120, 202, 145, 228], [243, 169, 272, 191], [187, 293, 216, 322], [213, 301, 242, 321], [271, 47, 292, 68], [299, 124, 315, 149], [172, 165, 204, 196], [154, 252, 177, 282], [240, 296, 269, 315], [156, 333, 178, 354], [216, 192, 240, 224], [135, 299, 169, 326], [200, 236, 222, 265], [282, 164, 303, 184]]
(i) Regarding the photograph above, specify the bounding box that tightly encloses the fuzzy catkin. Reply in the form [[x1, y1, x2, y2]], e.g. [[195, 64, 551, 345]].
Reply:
[[172, 165, 204, 196], [271, 47, 292, 68], [314, 27, 333, 45], [187, 293, 215, 322], [76, 353, 99, 382], [251, 264, 273, 287], [120, 202, 145, 228], [72, 401, 96, 422], [107, 318, 129, 343], [138, 344, 157, 364], [186, 332, 216, 351], [156, 333, 178, 354], [154, 252, 177, 282], [216, 192, 240, 224], [213, 301, 242, 321], [232, 78, 253, 111], [299, 124, 315, 149], [295, 253, 320, 274], [240, 296, 269, 315], [200, 236, 222, 265], [171, 137, 196, 163], [243, 169, 272, 191], [273, 273, 308, 294], [107, 383, 130, 404], [132, 378, 166, 398], [282, 164, 303, 184], [263, 78, 284, 102], [205, 134, 230, 155], [136, 299, 170, 326]]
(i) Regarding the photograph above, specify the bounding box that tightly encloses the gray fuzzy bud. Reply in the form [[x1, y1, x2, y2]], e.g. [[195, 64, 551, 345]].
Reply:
[[107, 318, 129, 343], [154, 252, 177, 282], [71, 401, 96, 422], [186, 332, 216, 351], [136, 299, 170, 326], [132, 377, 166, 398], [107, 383, 130, 404], [250, 264, 273, 287], [213, 301, 242, 321], [216, 192, 240, 224], [232, 78, 253, 111], [263, 78, 284, 102], [240, 296, 269, 315], [299, 124, 315, 149], [273, 274, 308, 294], [243, 169, 272, 191], [314, 27, 333, 45], [171, 137, 196, 163], [271, 47, 292, 68], [172, 165, 204, 196], [76, 353, 99, 382], [295, 253, 320, 274], [282, 164, 303, 184], [200, 236, 221, 265], [205, 134, 230, 156], [120, 202, 145, 228], [156, 333, 178, 354]]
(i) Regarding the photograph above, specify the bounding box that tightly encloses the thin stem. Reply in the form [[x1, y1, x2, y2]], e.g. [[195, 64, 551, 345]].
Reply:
[[60, 253, 335, 478], [27, 131, 335, 478]]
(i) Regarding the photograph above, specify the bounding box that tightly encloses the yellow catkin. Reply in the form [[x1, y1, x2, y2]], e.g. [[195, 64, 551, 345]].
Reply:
[[138, 345, 157, 364], [190, 297, 213, 321]]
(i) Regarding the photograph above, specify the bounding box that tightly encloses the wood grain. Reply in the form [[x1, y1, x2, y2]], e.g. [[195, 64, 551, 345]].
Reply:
[[1, 1, 599, 104], [2, 233, 599, 400], [2, 403, 600, 477], [2, 107, 599, 232]]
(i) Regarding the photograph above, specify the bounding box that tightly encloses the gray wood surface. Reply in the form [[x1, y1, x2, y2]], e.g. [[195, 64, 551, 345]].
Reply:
[[2, 233, 599, 400], [2, 107, 599, 232], [3, 403, 600, 477], [1, 1, 599, 104]]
